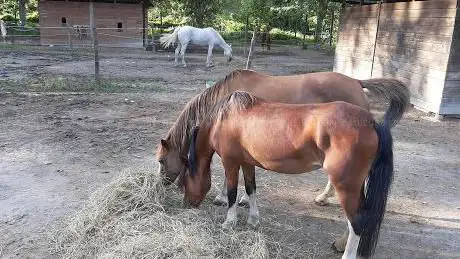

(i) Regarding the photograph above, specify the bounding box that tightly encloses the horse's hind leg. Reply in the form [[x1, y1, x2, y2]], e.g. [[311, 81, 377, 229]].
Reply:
[[174, 43, 181, 65], [333, 182, 363, 259], [206, 44, 214, 67], [241, 164, 259, 228], [323, 151, 369, 259], [180, 42, 189, 67], [314, 178, 335, 206]]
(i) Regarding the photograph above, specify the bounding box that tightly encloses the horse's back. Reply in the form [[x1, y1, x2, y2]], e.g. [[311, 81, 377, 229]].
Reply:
[[225, 71, 368, 109]]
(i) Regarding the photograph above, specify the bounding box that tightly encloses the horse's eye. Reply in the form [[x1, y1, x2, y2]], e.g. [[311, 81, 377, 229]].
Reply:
[[159, 159, 165, 164]]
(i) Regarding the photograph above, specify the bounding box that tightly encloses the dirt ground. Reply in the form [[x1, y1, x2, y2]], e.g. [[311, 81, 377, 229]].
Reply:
[[0, 45, 459, 259]]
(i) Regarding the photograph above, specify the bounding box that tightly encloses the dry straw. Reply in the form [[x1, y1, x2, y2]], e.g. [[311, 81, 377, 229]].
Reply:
[[49, 167, 268, 259]]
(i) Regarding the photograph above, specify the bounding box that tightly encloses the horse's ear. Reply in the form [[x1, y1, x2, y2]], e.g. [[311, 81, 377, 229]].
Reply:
[[187, 126, 200, 176], [160, 139, 169, 150]]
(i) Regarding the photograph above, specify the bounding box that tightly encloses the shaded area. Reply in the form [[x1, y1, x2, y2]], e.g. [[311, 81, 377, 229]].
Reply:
[[334, 0, 460, 115]]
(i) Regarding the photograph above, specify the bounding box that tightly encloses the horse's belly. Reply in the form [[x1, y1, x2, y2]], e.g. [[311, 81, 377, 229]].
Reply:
[[257, 158, 321, 174], [243, 147, 321, 174]]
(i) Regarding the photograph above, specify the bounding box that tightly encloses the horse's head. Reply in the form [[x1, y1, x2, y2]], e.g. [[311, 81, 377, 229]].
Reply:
[[182, 126, 212, 207], [156, 139, 187, 186], [224, 44, 233, 62]]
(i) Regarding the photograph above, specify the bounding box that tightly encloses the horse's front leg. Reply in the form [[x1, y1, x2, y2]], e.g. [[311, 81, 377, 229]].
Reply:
[[242, 164, 259, 228], [206, 44, 214, 67], [222, 163, 240, 230], [314, 178, 335, 206], [213, 177, 228, 206]]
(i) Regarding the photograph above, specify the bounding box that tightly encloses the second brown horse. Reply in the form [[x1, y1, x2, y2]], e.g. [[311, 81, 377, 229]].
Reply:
[[182, 91, 401, 259]]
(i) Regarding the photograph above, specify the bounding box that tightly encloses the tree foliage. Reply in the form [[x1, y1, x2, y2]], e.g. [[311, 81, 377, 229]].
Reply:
[[1, 0, 344, 44]]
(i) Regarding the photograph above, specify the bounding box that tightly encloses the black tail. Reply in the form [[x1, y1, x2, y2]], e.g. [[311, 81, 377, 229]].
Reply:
[[360, 79, 410, 128], [356, 120, 394, 257]]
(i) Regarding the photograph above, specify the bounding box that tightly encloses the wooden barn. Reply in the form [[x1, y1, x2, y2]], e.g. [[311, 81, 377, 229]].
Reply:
[[334, 0, 460, 116], [38, 0, 149, 48]]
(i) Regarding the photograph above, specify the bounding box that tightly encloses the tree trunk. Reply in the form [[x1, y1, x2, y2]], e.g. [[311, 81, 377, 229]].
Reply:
[[315, 0, 328, 42], [305, 13, 309, 35], [19, 0, 27, 28]]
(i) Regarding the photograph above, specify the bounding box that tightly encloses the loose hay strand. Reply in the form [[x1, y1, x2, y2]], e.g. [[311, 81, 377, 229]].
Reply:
[[50, 166, 268, 259]]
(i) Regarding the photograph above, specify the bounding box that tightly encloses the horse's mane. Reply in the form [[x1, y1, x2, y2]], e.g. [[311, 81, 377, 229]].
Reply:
[[205, 91, 260, 126], [165, 69, 255, 155], [210, 28, 230, 47]]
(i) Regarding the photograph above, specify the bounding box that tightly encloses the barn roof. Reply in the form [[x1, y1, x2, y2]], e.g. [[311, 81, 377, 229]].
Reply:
[[40, 0, 151, 5], [331, 0, 425, 4]]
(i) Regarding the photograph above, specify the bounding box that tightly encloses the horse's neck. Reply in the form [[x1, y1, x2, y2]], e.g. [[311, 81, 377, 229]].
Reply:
[[213, 31, 229, 49]]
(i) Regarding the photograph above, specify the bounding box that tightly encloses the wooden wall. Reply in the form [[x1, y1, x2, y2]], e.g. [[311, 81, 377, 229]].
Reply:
[[441, 6, 460, 115], [38, 0, 144, 48], [334, 4, 379, 80], [334, 0, 460, 115]]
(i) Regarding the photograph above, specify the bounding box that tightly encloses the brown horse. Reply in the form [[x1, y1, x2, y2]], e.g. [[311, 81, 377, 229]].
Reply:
[[156, 69, 409, 208], [182, 91, 399, 259]]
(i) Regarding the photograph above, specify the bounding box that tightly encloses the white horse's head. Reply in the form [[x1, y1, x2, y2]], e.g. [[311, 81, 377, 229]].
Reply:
[[224, 44, 233, 62]]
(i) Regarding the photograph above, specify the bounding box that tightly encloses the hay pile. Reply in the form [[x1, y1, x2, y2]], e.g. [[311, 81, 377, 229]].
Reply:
[[50, 167, 268, 259]]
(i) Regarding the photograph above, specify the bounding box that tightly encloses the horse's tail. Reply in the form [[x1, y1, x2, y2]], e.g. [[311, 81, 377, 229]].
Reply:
[[359, 78, 410, 128], [159, 27, 180, 48], [355, 120, 394, 257]]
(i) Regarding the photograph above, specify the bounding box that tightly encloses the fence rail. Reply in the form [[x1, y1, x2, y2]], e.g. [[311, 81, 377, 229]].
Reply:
[[1, 24, 335, 50]]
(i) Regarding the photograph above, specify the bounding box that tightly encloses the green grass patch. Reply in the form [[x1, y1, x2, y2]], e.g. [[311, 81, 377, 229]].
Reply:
[[0, 76, 172, 93]]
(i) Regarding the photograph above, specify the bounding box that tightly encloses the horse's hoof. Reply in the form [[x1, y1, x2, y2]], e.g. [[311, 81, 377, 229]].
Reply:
[[247, 215, 260, 229], [213, 195, 228, 207], [238, 199, 250, 208], [221, 220, 236, 230], [314, 195, 329, 206], [182, 64, 187, 68], [332, 240, 346, 253]]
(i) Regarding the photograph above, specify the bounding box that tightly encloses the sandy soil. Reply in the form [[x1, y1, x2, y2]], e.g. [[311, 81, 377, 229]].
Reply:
[[0, 45, 459, 258]]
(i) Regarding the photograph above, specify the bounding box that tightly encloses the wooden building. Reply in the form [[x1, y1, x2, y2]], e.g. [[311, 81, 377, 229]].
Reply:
[[38, 0, 149, 48], [334, 0, 460, 116]]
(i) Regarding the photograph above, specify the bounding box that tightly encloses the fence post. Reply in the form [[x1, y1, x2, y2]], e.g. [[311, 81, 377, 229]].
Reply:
[[329, 9, 334, 46], [89, 1, 101, 85], [245, 29, 256, 70], [68, 27, 73, 48], [244, 15, 249, 55]]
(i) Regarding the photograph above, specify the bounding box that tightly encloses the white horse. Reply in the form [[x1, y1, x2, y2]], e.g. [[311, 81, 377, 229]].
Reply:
[[159, 26, 233, 67]]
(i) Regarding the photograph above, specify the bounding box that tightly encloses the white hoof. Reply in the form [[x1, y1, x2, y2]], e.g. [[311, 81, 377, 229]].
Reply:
[[222, 219, 236, 230], [247, 215, 260, 229], [332, 238, 347, 253], [213, 194, 228, 207], [238, 195, 250, 207], [314, 194, 329, 206]]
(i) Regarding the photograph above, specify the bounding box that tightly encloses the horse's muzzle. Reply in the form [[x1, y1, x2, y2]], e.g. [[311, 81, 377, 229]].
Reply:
[[183, 197, 200, 208]]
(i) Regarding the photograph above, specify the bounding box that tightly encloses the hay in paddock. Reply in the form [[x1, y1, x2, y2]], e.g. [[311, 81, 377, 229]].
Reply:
[[50, 167, 268, 259]]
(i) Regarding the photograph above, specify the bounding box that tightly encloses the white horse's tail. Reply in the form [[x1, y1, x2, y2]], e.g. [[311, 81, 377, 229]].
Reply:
[[159, 27, 180, 48]]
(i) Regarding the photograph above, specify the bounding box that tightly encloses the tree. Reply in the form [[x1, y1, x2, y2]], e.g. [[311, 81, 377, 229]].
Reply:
[[19, 0, 27, 27], [179, 0, 221, 27], [315, 0, 328, 42]]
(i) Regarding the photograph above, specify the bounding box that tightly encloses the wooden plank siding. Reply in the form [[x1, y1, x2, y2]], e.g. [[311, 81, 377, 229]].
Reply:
[[38, 0, 144, 47], [334, 0, 460, 115], [333, 4, 379, 80], [441, 5, 460, 115]]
